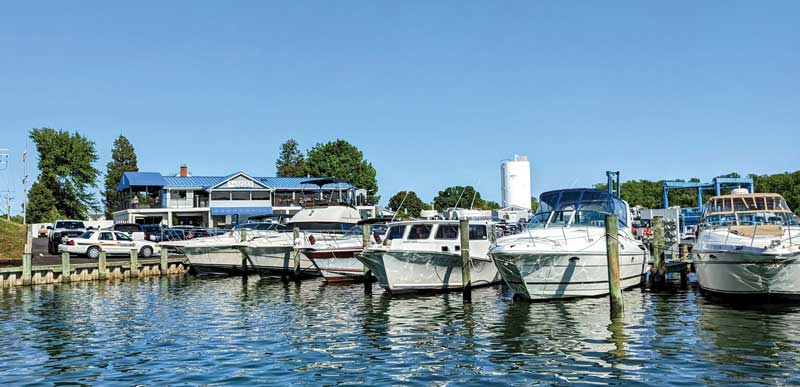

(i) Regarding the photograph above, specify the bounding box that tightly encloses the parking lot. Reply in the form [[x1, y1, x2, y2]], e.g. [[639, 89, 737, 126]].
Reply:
[[30, 237, 179, 266]]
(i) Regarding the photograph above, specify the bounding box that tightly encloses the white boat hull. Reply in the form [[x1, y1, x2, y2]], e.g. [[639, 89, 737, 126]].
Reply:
[[241, 245, 320, 277], [183, 245, 246, 275], [694, 250, 800, 297], [358, 250, 500, 293], [491, 252, 647, 300], [306, 249, 365, 282]]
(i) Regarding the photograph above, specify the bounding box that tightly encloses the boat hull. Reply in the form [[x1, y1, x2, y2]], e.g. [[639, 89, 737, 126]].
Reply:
[[694, 250, 800, 297], [358, 250, 500, 293], [241, 246, 320, 277], [305, 249, 364, 282], [183, 246, 245, 275], [491, 252, 647, 300]]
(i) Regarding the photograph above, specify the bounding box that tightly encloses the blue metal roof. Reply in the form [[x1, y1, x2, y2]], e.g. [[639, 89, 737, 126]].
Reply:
[[119, 172, 354, 191], [259, 177, 352, 189], [117, 172, 167, 191], [162, 176, 224, 188]]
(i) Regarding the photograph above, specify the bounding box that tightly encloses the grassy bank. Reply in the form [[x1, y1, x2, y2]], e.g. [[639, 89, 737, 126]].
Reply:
[[0, 219, 25, 260]]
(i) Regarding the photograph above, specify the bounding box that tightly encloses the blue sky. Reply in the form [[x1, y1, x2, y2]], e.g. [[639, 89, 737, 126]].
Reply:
[[1, 1, 799, 214]]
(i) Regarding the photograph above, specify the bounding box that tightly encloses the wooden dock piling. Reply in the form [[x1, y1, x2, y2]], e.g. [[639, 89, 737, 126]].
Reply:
[[98, 250, 108, 279], [22, 225, 33, 285], [61, 252, 71, 283], [129, 248, 139, 278], [293, 227, 301, 279], [160, 248, 168, 274], [605, 214, 623, 315], [652, 215, 666, 281], [362, 224, 372, 294], [459, 218, 472, 303]]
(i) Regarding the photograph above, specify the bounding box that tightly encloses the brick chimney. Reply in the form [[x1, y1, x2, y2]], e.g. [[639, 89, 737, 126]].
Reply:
[[179, 164, 188, 177]]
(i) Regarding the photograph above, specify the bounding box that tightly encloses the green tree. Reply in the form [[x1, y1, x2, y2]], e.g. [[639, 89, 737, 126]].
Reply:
[[26, 176, 60, 223], [103, 135, 138, 217], [305, 139, 379, 203], [433, 186, 497, 210], [387, 191, 428, 218], [275, 139, 307, 177], [30, 128, 99, 219], [530, 196, 539, 213]]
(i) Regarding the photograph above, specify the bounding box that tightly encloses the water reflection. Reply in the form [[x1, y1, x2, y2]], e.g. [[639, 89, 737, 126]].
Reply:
[[0, 277, 798, 385]]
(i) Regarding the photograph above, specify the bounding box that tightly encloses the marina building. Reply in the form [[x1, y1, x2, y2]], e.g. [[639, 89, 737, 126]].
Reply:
[[113, 166, 373, 227]]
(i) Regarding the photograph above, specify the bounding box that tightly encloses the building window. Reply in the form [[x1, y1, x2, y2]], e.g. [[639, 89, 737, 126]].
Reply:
[[175, 190, 187, 199], [251, 191, 271, 200], [231, 191, 250, 200], [211, 191, 230, 200]]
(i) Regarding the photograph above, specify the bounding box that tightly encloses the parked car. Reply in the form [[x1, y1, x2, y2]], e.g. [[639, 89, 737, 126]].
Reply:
[[108, 223, 146, 240], [141, 224, 164, 242], [59, 230, 160, 259], [48, 220, 87, 255]]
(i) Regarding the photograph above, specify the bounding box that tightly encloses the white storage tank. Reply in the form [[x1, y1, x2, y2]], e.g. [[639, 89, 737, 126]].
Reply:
[[501, 155, 532, 209]]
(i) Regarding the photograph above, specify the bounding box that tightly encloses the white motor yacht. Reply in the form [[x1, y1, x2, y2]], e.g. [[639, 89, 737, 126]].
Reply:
[[164, 222, 282, 275], [357, 219, 500, 293], [489, 189, 648, 300], [239, 205, 363, 277], [693, 192, 800, 298]]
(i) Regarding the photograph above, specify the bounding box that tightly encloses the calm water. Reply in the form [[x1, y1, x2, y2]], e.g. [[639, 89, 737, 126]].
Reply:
[[1, 276, 799, 386]]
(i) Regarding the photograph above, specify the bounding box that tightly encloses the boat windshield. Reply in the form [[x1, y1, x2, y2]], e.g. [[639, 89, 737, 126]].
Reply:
[[527, 189, 627, 229], [701, 195, 798, 227]]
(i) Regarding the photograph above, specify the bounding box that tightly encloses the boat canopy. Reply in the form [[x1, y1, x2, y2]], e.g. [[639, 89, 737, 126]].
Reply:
[[702, 193, 793, 217], [536, 189, 628, 227]]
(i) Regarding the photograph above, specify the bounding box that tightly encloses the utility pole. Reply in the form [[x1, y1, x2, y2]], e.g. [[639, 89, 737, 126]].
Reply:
[[1, 191, 12, 221]]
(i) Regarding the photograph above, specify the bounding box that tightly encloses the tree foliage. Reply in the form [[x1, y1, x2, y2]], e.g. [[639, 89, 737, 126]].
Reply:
[[26, 175, 60, 223], [433, 186, 497, 210], [387, 191, 428, 218], [275, 139, 307, 177], [103, 135, 138, 217], [751, 171, 800, 212], [530, 196, 539, 213], [305, 139, 379, 204], [30, 128, 99, 219]]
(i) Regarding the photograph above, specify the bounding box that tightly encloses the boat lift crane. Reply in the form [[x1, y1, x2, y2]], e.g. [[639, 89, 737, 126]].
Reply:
[[662, 177, 754, 211]]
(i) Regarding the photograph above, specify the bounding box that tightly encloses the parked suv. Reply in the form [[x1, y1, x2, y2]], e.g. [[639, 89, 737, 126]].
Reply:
[[48, 220, 87, 254], [109, 223, 145, 240]]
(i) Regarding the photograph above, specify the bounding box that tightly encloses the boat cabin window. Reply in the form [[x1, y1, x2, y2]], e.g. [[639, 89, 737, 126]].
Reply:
[[469, 225, 488, 240], [549, 210, 574, 227], [527, 212, 550, 229], [572, 211, 607, 227], [434, 224, 459, 240], [407, 224, 433, 240], [387, 225, 406, 240]]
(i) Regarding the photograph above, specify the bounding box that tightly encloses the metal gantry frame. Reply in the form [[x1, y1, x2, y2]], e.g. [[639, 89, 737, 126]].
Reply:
[[662, 177, 754, 210]]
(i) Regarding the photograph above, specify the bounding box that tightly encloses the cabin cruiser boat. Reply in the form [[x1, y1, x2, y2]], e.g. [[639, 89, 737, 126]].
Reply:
[[693, 192, 800, 298], [163, 222, 283, 275], [239, 205, 363, 277], [357, 219, 500, 293], [304, 219, 389, 282], [489, 188, 648, 300]]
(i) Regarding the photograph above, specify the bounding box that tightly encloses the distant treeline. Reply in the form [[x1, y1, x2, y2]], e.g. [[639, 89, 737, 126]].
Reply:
[[594, 172, 800, 212]]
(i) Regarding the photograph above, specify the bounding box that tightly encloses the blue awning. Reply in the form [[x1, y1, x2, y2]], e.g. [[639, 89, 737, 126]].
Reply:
[[117, 172, 167, 192], [210, 207, 273, 216]]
